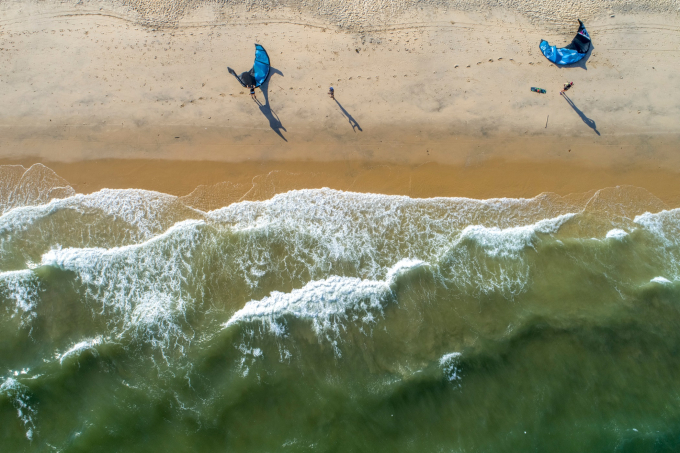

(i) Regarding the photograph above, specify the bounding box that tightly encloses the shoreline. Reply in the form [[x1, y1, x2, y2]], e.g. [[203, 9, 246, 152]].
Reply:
[[3, 153, 680, 210]]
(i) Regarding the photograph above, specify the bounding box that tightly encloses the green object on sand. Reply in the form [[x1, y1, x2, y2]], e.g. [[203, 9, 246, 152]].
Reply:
[[531, 87, 547, 94]]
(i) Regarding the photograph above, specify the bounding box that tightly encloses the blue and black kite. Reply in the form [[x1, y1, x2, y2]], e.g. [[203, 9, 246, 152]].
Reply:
[[540, 20, 591, 65], [228, 44, 271, 88]]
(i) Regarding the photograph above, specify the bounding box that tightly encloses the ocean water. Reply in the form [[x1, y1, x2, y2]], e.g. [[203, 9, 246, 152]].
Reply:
[[2, 166, 680, 452]]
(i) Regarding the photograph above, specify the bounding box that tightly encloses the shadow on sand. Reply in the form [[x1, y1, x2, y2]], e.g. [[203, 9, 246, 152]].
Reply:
[[562, 93, 600, 136], [254, 67, 287, 141], [334, 99, 362, 132]]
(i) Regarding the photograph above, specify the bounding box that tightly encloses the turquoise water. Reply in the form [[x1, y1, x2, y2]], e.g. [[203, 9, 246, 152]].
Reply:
[[2, 171, 680, 452]]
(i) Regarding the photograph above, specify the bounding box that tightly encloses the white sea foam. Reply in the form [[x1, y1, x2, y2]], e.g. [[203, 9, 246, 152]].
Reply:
[[606, 229, 629, 240], [209, 189, 575, 302], [209, 190, 444, 283], [41, 219, 207, 350], [0, 377, 36, 440], [60, 337, 104, 364], [385, 258, 427, 282], [1, 189, 177, 233], [77, 189, 192, 236], [0, 198, 63, 235], [456, 214, 574, 258], [439, 352, 462, 383], [208, 189, 570, 233], [224, 275, 389, 334], [41, 219, 205, 267], [0, 163, 74, 215], [0, 269, 39, 326], [224, 259, 426, 352], [635, 209, 680, 246], [206, 189, 580, 289], [237, 345, 265, 377], [651, 277, 671, 284], [438, 214, 574, 298], [635, 209, 680, 279]]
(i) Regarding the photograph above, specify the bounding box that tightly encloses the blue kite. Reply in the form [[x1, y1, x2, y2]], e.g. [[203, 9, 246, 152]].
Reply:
[[228, 44, 271, 88], [540, 20, 591, 65]]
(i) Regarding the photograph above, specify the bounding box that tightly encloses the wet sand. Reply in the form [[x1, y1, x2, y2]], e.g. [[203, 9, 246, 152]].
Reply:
[[3, 145, 680, 210]]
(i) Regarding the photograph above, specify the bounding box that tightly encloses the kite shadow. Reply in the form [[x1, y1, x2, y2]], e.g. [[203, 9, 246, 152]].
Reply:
[[562, 93, 600, 136], [255, 67, 287, 141], [558, 43, 594, 70], [335, 100, 362, 132]]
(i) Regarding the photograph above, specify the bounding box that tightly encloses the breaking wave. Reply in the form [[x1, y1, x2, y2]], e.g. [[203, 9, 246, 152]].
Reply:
[[224, 259, 426, 355]]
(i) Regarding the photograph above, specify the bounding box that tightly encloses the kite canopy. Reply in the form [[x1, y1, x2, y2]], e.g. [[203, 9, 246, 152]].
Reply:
[[539, 20, 591, 65], [227, 44, 271, 88], [252, 44, 270, 87]]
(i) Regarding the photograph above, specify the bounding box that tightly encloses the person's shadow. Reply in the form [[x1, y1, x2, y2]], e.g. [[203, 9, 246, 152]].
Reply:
[[562, 93, 600, 136], [334, 99, 362, 132], [254, 68, 287, 141]]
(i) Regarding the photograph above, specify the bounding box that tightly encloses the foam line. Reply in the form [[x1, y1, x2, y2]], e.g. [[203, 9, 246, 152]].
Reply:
[[207, 188, 564, 229], [41, 219, 206, 268], [40, 219, 207, 350], [223, 259, 426, 337], [454, 213, 574, 258], [0, 188, 196, 239], [436, 214, 574, 298], [635, 208, 680, 246], [60, 337, 103, 365], [606, 229, 629, 240]]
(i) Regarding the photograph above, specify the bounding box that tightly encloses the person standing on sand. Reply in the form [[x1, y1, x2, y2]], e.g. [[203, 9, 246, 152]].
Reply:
[[328, 86, 335, 99], [249, 85, 257, 100], [560, 82, 574, 95]]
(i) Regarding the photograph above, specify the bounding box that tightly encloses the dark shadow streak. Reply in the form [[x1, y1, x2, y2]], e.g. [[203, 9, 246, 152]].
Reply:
[[562, 93, 600, 136], [255, 67, 287, 141], [334, 99, 362, 132]]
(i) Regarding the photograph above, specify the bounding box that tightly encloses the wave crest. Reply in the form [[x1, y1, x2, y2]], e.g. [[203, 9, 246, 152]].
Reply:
[[224, 259, 426, 354]]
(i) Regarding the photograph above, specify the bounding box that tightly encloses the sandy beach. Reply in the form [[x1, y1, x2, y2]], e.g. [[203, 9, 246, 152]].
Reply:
[[1, 0, 679, 203]]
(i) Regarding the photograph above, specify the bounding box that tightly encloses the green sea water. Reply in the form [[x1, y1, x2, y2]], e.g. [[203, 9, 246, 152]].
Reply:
[[2, 171, 680, 452]]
